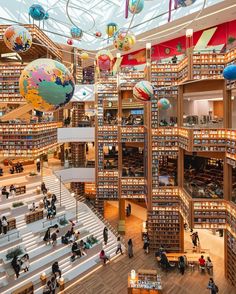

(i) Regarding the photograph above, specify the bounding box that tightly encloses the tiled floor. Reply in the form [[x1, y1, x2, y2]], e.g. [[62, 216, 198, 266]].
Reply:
[[66, 202, 236, 294]]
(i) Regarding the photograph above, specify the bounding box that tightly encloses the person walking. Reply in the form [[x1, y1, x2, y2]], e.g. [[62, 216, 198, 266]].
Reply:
[[50, 276, 57, 294], [11, 256, 21, 279], [43, 280, 52, 294], [115, 236, 123, 255], [178, 256, 185, 275], [43, 228, 51, 245], [128, 239, 133, 258], [99, 250, 109, 265], [52, 261, 62, 278], [143, 234, 150, 254], [207, 278, 219, 293], [103, 227, 108, 245], [206, 257, 213, 275]]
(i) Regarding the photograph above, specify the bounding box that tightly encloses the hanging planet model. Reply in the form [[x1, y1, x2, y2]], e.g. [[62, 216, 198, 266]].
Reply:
[[29, 4, 46, 21], [3, 25, 32, 53], [70, 27, 83, 40], [223, 64, 236, 80], [177, 0, 197, 7], [113, 28, 136, 51], [96, 50, 114, 71], [133, 81, 153, 101], [128, 0, 144, 14], [19, 58, 75, 112], [158, 98, 171, 110]]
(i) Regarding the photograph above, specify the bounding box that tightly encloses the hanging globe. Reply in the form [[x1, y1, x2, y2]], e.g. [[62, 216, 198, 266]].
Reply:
[[223, 64, 236, 80], [178, 0, 197, 7], [95, 31, 102, 38], [113, 28, 136, 51], [129, 0, 144, 14], [106, 23, 118, 38], [19, 58, 75, 112], [70, 27, 83, 40], [133, 81, 153, 102], [158, 98, 171, 110], [96, 50, 114, 71], [3, 25, 32, 53], [80, 52, 89, 60], [67, 39, 73, 45], [29, 4, 46, 21]]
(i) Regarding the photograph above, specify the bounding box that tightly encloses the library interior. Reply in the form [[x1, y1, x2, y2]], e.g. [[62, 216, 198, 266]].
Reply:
[[0, 0, 236, 294]]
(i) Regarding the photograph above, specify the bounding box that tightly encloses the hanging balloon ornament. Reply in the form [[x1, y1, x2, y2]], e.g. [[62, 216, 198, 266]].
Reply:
[[129, 0, 145, 14], [29, 4, 46, 21], [106, 23, 118, 40], [158, 98, 171, 110], [133, 81, 154, 102], [67, 39, 73, 46], [113, 28, 136, 51], [94, 31, 102, 38], [3, 25, 32, 53], [168, 0, 197, 22], [70, 27, 83, 40], [80, 52, 89, 60], [223, 64, 236, 80], [19, 58, 75, 112], [96, 50, 114, 72]]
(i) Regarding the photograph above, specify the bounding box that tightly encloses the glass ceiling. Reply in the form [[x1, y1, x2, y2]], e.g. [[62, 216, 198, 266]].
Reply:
[[0, 0, 223, 51]]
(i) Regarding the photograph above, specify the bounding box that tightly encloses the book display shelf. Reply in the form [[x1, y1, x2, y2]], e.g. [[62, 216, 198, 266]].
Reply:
[[0, 63, 26, 103], [192, 53, 225, 80], [0, 122, 61, 157], [121, 177, 145, 199], [192, 129, 226, 152], [120, 70, 144, 91]]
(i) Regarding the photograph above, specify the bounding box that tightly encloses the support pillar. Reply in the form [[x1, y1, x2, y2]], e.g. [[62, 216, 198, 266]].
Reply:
[[223, 83, 232, 128], [118, 199, 126, 235], [178, 148, 184, 187], [223, 160, 232, 201]]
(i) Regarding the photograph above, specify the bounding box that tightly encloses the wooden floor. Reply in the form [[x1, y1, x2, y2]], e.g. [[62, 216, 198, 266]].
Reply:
[[65, 202, 236, 294]]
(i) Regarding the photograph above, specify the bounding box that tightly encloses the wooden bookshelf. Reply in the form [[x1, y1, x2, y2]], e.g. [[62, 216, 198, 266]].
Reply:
[[7, 217, 16, 231], [121, 126, 145, 142], [121, 177, 145, 199], [0, 122, 61, 158], [25, 209, 44, 224], [192, 129, 226, 152]]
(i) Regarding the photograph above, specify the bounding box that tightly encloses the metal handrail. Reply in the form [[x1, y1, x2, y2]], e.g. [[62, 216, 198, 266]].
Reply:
[[0, 230, 20, 242], [42, 213, 66, 228]]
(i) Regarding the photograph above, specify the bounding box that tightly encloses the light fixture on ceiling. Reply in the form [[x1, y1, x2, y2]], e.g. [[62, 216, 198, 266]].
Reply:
[[186, 29, 193, 38], [146, 43, 151, 49], [1, 52, 22, 61]]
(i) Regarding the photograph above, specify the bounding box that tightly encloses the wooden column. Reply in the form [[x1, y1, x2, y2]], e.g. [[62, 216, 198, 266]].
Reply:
[[146, 44, 152, 211], [223, 82, 232, 128], [117, 60, 125, 234], [178, 148, 184, 187], [177, 85, 184, 126], [223, 160, 232, 201]]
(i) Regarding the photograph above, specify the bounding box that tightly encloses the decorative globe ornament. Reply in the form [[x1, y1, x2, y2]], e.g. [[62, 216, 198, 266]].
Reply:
[[95, 31, 102, 38], [80, 52, 89, 60], [96, 50, 114, 71], [70, 27, 83, 40], [128, 0, 144, 14], [29, 4, 46, 21], [3, 25, 32, 53], [158, 98, 171, 110], [113, 28, 136, 51], [67, 39, 73, 46], [223, 64, 236, 80], [133, 81, 153, 102], [19, 58, 75, 112], [178, 0, 197, 7], [106, 23, 118, 38]]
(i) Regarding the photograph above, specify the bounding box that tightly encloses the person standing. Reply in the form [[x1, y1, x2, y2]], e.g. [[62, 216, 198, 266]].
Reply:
[[115, 236, 123, 255], [143, 234, 150, 254], [21, 254, 30, 272], [207, 278, 219, 294], [128, 239, 133, 258], [99, 250, 109, 265], [51, 229, 59, 247], [52, 261, 61, 278], [11, 256, 21, 278], [50, 276, 57, 294], [178, 256, 185, 275], [103, 227, 108, 245], [36, 160, 41, 173], [43, 280, 51, 294], [43, 228, 51, 245], [2, 216, 8, 234]]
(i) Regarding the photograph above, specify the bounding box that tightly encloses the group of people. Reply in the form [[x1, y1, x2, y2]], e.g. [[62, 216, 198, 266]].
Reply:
[[43, 262, 62, 294], [199, 255, 214, 274], [1, 184, 16, 199], [0, 216, 8, 235], [43, 224, 60, 246], [11, 254, 30, 279], [9, 162, 24, 174], [43, 193, 57, 219]]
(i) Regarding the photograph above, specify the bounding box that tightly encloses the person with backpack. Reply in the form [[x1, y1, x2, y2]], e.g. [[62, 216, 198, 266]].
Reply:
[[207, 278, 219, 294], [178, 256, 185, 275]]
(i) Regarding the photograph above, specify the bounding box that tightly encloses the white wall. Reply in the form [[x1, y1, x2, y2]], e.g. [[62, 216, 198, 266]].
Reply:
[[58, 127, 95, 143], [55, 168, 95, 183], [184, 100, 213, 116]]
